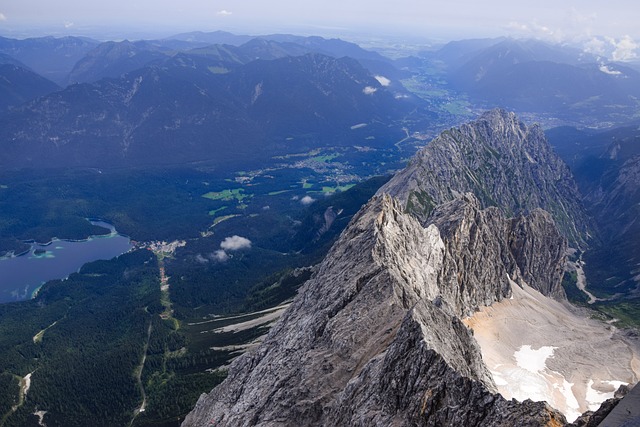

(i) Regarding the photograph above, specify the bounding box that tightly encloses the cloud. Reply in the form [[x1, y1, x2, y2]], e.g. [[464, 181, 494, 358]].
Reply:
[[584, 37, 606, 56], [64, 21, 74, 28], [505, 20, 559, 41], [374, 75, 391, 87], [599, 64, 622, 75], [300, 195, 315, 205], [220, 235, 251, 251], [363, 86, 377, 95], [217, 10, 232, 16], [584, 35, 639, 62], [610, 35, 638, 62], [212, 250, 229, 262], [0, 13, 6, 21], [195, 254, 209, 264]]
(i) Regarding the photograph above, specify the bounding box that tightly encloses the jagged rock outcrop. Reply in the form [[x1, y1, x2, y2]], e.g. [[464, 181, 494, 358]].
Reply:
[[183, 110, 578, 426], [183, 195, 567, 426], [508, 209, 567, 299], [568, 385, 630, 427], [380, 109, 588, 247]]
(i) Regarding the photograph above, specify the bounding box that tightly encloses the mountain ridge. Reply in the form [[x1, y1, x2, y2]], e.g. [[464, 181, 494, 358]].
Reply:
[[0, 52, 420, 171], [380, 109, 589, 247], [181, 110, 594, 426]]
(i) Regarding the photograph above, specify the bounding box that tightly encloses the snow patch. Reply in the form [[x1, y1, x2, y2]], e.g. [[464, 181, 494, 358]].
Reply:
[[585, 379, 627, 411], [515, 345, 556, 373]]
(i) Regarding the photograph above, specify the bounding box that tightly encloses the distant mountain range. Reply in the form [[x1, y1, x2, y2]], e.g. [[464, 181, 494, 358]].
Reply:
[[0, 35, 99, 84], [1, 32, 637, 127], [0, 52, 423, 170], [422, 38, 640, 123], [0, 64, 60, 111]]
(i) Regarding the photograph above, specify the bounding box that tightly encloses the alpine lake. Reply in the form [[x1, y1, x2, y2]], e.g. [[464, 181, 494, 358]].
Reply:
[[0, 221, 132, 303]]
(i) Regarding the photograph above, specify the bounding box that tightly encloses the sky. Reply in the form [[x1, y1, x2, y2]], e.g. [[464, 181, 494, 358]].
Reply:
[[0, 0, 638, 46]]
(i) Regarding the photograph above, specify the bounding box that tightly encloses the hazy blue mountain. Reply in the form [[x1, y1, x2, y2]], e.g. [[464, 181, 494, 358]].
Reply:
[[443, 39, 638, 121], [184, 38, 310, 70], [0, 64, 60, 111], [0, 53, 423, 170], [0, 52, 31, 69], [451, 38, 587, 76], [0, 36, 99, 85], [167, 31, 401, 76], [66, 40, 173, 84], [427, 37, 506, 69], [260, 34, 390, 62], [166, 30, 254, 47]]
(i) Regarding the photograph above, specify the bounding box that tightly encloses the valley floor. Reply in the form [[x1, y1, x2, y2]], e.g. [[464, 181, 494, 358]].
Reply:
[[464, 281, 640, 423]]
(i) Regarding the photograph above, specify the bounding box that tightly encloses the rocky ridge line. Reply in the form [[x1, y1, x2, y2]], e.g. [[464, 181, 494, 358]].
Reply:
[[182, 110, 580, 426], [183, 193, 567, 426], [380, 109, 589, 247]]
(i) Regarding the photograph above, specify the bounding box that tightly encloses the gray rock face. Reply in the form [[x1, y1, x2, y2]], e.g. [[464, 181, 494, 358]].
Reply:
[[183, 196, 567, 426], [380, 109, 588, 247], [182, 110, 576, 426]]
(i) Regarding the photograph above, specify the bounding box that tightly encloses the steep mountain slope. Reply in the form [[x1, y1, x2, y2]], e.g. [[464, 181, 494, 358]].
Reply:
[[547, 126, 640, 297], [182, 110, 625, 426], [444, 39, 638, 121], [0, 53, 421, 170], [0, 52, 31, 69], [0, 64, 60, 111], [184, 194, 567, 427], [381, 109, 589, 247], [0, 35, 98, 85], [66, 40, 171, 84]]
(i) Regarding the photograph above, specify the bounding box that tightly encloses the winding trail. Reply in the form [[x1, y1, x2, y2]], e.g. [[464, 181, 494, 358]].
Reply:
[[129, 322, 152, 427], [1, 372, 33, 426]]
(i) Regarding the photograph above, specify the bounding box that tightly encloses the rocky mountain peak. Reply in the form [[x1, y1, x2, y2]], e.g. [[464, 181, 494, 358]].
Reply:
[[381, 108, 589, 247], [182, 113, 580, 426]]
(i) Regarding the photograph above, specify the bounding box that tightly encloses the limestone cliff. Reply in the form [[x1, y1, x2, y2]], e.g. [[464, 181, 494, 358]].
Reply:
[[182, 110, 578, 426], [183, 194, 567, 426], [381, 109, 588, 247]]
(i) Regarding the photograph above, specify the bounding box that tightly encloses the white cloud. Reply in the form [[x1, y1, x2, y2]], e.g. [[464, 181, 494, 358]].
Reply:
[[212, 250, 229, 262], [505, 20, 560, 42], [374, 75, 390, 86], [584, 37, 606, 56], [300, 195, 315, 205], [0, 13, 6, 21], [610, 35, 638, 62], [220, 235, 251, 251], [217, 10, 232, 16], [599, 64, 622, 75], [363, 86, 377, 95], [64, 21, 74, 28], [582, 35, 638, 62], [195, 254, 209, 264]]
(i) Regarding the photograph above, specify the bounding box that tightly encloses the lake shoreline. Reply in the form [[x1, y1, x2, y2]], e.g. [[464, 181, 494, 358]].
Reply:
[[0, 219, 131, 261], [0, 220, 133, 304]]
